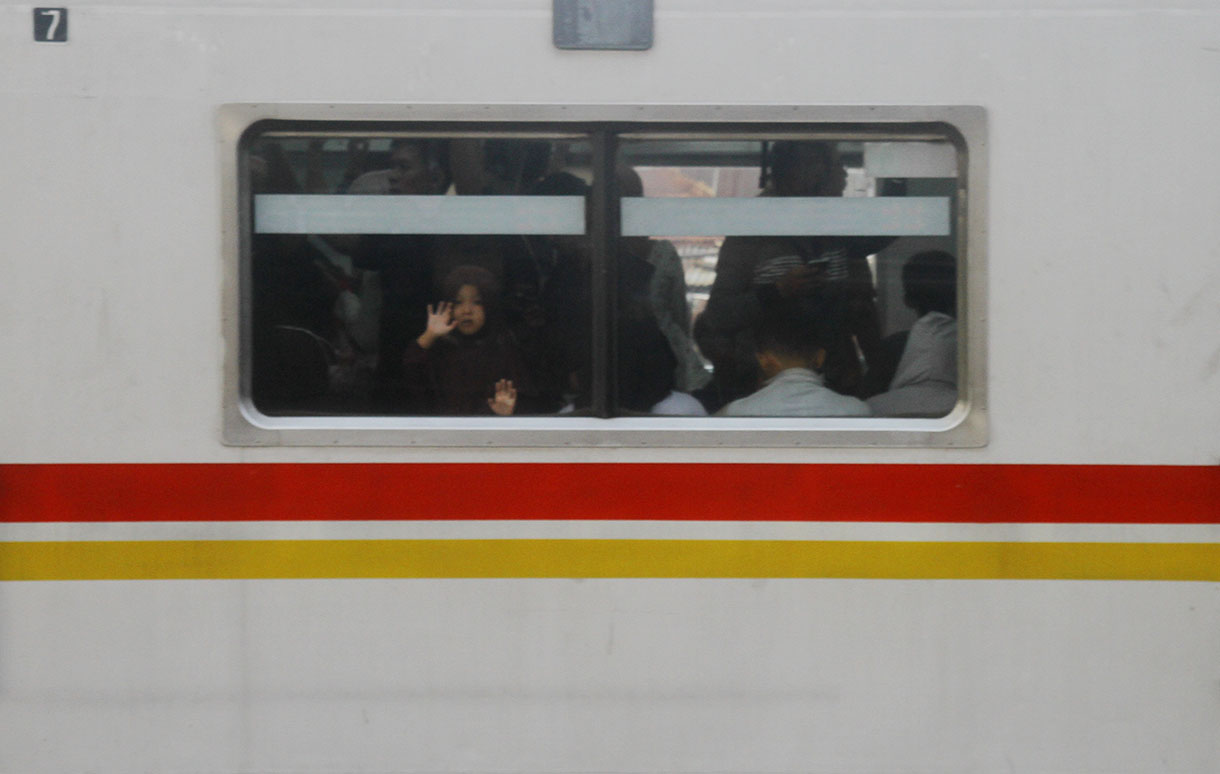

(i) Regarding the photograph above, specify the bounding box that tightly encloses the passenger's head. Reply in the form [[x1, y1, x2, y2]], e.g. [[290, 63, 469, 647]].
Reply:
[[528, 172, 591, 255], [387, 139, 447, 195], [616, 165, 644, 197], [902, 250, 957, 317], [752, 303, 826, 378], [441, 265, 500, 337], [616, 165, 653, 259], [484, 140, 553, 193], [528, 170, 589, 197], [768, 141, 846, 197]]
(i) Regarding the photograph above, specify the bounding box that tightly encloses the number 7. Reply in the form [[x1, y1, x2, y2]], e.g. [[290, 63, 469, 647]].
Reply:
[[40, 9, 62, 41]]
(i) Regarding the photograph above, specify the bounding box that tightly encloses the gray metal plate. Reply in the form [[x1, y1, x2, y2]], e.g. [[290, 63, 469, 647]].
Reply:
[[554, 0, 653, 50]]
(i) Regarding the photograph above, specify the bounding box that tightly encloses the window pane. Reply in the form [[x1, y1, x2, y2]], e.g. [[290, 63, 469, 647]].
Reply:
[[616, 138, 960, 418], [246, 134, 592, 418]]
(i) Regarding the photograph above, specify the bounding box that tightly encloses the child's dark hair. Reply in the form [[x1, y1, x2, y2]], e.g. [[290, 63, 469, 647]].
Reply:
[[753, 301, 826, 361], [441, 265, 502, 328], [902, 250, 957, 316]]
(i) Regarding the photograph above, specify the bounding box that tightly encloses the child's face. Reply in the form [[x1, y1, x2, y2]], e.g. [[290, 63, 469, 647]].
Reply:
[[452, 284, 486, 335]]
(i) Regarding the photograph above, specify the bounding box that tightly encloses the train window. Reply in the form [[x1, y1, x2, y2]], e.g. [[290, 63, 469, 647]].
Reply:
[[617, 137, 960, 419], [222, 106, 986, 446], [246, 133, 593, 419]]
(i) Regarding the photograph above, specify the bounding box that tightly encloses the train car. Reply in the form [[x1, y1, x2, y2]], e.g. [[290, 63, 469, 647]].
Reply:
[[2, 1, 1218, 772]]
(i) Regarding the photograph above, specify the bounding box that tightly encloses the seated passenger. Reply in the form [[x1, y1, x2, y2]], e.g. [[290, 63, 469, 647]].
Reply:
[[650, 390, 708, 416], [866, 250, 958, 417], [717, 305, 870, 417], [403, 266, 541, 416]]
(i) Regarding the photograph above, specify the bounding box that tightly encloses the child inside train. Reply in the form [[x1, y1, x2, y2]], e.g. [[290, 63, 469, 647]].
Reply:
[[403, 265, 540, 415]]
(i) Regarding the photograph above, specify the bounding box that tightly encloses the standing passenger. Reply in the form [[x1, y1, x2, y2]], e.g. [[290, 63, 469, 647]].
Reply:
[[697, 141, 890, 409], [353, 139, 449, 411], [618, 166, 712, 396]]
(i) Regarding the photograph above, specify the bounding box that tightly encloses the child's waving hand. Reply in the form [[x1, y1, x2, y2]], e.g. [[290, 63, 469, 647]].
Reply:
[[488, 379, 517, 416], [417, 302, 457, 348]]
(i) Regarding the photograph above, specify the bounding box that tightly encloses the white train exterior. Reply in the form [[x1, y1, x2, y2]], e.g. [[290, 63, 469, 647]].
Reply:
[[2, 2, 1219, 773]]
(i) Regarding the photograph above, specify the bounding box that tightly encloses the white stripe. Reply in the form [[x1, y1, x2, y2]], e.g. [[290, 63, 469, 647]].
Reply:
[[254, 194, 586, 235], [621, 196, 950, 237], [3, 521, 1218, 544]]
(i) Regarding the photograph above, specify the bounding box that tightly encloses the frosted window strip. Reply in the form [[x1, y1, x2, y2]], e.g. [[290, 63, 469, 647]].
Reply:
[[254, 195, 586, 235], [621, 197, 951, 237], [864, 142, 958, 178], [255, 194, 949, 238]]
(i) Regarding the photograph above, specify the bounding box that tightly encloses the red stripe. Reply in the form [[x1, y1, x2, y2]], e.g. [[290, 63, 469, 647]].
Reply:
[[1, 464, 1217, 524]]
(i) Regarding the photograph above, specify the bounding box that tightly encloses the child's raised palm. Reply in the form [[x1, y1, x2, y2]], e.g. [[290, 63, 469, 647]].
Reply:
[[424, 303, 457, 338], [488, 379, 517, 416]]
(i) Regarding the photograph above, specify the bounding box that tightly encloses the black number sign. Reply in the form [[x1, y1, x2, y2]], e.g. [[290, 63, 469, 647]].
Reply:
[[34, 8, 68, 42]]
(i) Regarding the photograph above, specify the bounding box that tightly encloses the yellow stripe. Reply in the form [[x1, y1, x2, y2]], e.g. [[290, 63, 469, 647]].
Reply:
[[2, 540, 1219, 581]]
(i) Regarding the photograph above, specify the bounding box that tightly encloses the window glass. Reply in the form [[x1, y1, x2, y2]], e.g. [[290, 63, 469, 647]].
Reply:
[[247, 134, 592, 417], [240, 122, 966, 428], [617, 137, 959, 418]]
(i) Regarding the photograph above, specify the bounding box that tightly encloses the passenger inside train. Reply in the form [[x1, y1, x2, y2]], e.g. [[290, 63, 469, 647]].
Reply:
[[694, 140, 892, 411], [246, 131, 960, 420], [528, 171, 676, 414], [716, 302, 871, 417], [866, 250, 959, 417], [617, 166, 712, 401], [403, 265, 542, 416], [350, 139, 449, 410]]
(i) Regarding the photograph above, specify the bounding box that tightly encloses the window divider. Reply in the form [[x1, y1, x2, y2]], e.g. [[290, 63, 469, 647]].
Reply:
[[589, 130, 619, 418]]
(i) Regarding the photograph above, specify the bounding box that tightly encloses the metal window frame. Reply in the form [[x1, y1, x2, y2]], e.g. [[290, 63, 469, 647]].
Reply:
[[219, 104, 987, 447]]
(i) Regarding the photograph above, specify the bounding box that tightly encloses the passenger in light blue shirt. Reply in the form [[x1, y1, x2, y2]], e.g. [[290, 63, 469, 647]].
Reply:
[[717, 303, 870, 418]]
